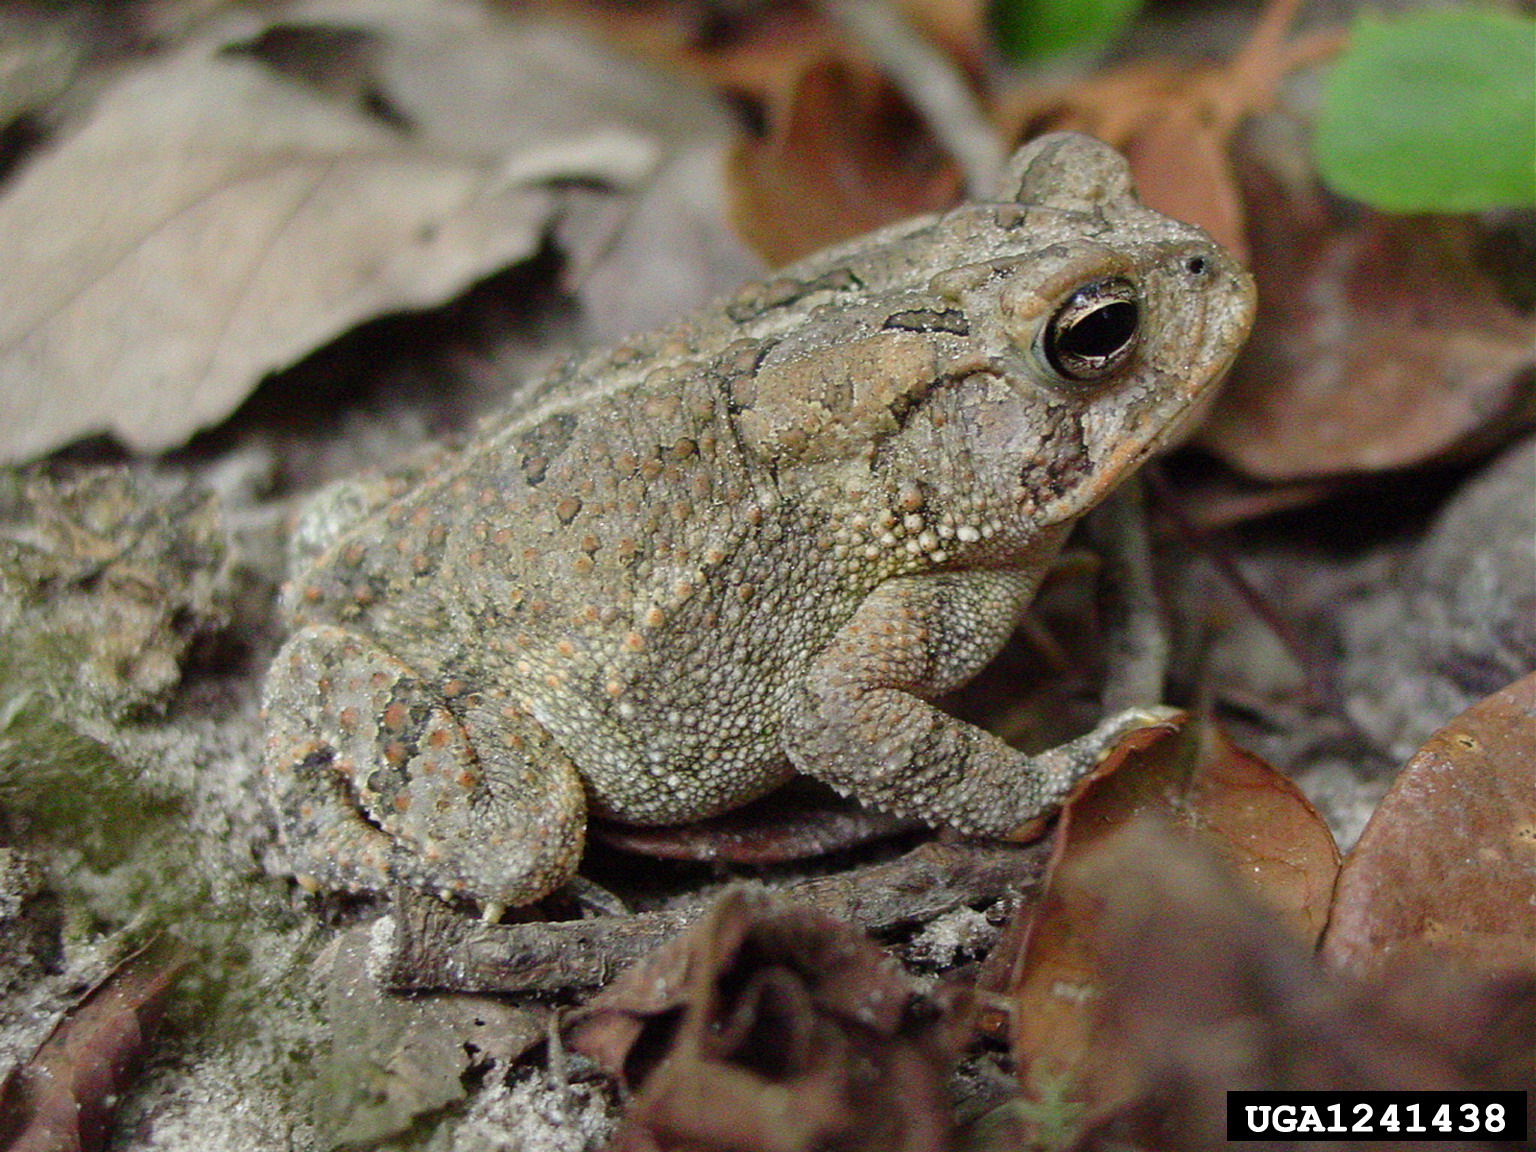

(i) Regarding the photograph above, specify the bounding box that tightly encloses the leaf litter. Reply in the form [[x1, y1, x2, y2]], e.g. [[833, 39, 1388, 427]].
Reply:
[[0, 1, 1533, 1149], [0, 0, 731, 463], [567, 884, 964, 1152], [1322, 672, 1536, 979], [0, 40, 552, 461], [1197, 171, 1536, 482], [1040, 823, 1533, 1152], [727, 53, 963, 267], [971, 716, 1339, 1125]]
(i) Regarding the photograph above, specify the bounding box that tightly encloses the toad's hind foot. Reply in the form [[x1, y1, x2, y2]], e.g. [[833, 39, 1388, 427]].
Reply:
[[262, 624, 586, 909]]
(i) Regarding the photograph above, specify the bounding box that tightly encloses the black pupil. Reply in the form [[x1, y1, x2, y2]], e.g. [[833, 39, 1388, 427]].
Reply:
[[1060, 299, 1137, 360]]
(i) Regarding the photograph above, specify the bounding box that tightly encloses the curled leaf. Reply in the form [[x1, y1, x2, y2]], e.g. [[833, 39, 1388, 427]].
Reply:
[[569, 885, 961, 1152]]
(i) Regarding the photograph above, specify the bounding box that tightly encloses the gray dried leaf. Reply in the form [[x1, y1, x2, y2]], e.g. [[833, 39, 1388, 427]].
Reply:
[[314, 925, 546, 1149], [0, 42, 551, 461]]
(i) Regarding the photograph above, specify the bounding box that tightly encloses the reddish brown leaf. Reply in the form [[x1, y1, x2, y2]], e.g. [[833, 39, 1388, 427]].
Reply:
[[1119, 107, 1248, 263], [568, 885, 960, 1152], [529, 2, 975, 267], [726, 54, 963, 266], [1064, 717, 1337, 939], [1321, 672, 1536, 978], [0, 942, 185, 1152], [999, 63, 1249, 259], [894, 0, 987, 73], [1199, 172, 1536, 481], [980, 717, 1338, 1123]]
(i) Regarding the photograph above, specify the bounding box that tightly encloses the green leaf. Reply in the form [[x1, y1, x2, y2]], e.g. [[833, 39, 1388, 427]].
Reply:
[[1314, 10, 1536, 212], [990, 0, 1143, 62]]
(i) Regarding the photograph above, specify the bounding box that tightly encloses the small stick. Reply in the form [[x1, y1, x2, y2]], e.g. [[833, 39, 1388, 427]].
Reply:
[[375, 838, 1048, 994], [820, 0, 1004, 195], [1086, 476, 1171, 713]]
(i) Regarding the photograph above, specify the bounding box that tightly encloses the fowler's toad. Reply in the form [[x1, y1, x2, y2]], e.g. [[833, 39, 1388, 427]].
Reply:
[[263, 133, 1256, 909]]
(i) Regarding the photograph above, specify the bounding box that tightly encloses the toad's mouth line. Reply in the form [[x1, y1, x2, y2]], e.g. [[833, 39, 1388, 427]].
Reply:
[[1025, 334, 1248, 528]]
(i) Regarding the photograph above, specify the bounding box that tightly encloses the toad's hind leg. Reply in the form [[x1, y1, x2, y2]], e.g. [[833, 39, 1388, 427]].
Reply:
[[262, 624, 586, 910]]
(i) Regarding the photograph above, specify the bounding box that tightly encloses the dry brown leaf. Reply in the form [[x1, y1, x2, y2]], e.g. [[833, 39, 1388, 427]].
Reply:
[[568, 884, 960, 1152], [727, 53, 962, 266], [559, 145, 765, 345], [1000, 62, 1249, 260], [0, 0, 728, 464], [530, 0, 981, 270], [0, 942, 184, 1152], [297, 0, 740, 347], [342, 0, 728, 162], [0, 42, 553, 462], [897, 0, 983, 62], [893, 0, 987, 72], [1321, 671, 1536, 978], [981, 717, 1338, 1118], [1199, 170, 1536, 481], [1054, 823, 1535, 1152]]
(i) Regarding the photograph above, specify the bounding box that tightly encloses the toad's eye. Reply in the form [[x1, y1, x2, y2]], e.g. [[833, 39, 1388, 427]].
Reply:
[[1042, 277, 1140, 382]]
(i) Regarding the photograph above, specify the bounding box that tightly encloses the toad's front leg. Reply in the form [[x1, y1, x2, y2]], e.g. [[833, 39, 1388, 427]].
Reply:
[[262, 624, 587, 910], [782, 570, 1174, 835]]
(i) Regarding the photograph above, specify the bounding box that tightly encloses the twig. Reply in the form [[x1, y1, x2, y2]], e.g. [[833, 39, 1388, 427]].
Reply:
[[819, 0, 1004, 195], [1085, 476, 1170, 713], [1143, 464, 1340, 715], [374, 838, 1048, 994]]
